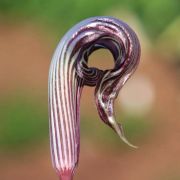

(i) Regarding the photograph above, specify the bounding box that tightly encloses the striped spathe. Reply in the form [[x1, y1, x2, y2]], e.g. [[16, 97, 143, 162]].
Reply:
[[48, 16, 141, 180]]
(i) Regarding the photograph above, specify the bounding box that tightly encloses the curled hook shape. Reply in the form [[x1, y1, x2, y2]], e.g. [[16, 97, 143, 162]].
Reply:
[[48, 16, 141, 180]]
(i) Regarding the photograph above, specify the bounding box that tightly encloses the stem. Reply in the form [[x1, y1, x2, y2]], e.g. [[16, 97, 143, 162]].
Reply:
[[58, 170, 74, 180], [59, 174, 73, 180]]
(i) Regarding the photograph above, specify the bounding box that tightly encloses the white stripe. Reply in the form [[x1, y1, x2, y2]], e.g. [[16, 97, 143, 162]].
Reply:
[[50, 56, 60, 169], [60, 44, 70, 167], [54, 53, 65, 168]]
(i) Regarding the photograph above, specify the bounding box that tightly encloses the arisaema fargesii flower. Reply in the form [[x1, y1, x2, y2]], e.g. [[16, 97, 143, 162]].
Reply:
[[48, 16, 141, 180]]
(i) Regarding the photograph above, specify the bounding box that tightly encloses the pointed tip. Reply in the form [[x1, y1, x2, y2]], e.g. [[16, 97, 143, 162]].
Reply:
[[117, 122, 138, 149], [119, 134, 138, 149], [108, 116, 138, 149]]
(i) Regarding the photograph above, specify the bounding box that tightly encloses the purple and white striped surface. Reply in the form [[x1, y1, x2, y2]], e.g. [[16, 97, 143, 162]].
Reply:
[[48, 16, 141, 180]]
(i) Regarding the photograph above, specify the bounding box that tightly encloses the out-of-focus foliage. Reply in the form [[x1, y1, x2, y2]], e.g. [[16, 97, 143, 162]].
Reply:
[[0, 0, 180, 39], [0, 95, 48, 151], [156, 16, 180, 62], [0, 0, 122, 34], [124, 0, 180, 38]]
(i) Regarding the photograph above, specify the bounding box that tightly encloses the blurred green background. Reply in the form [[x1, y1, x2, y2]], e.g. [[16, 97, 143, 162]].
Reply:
[[0, 0, 180, 179]]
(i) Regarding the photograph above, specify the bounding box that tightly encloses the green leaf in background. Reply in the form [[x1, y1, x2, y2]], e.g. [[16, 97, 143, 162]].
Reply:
[[0, 94, 48, 151], [0, 0, 180, 39]]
